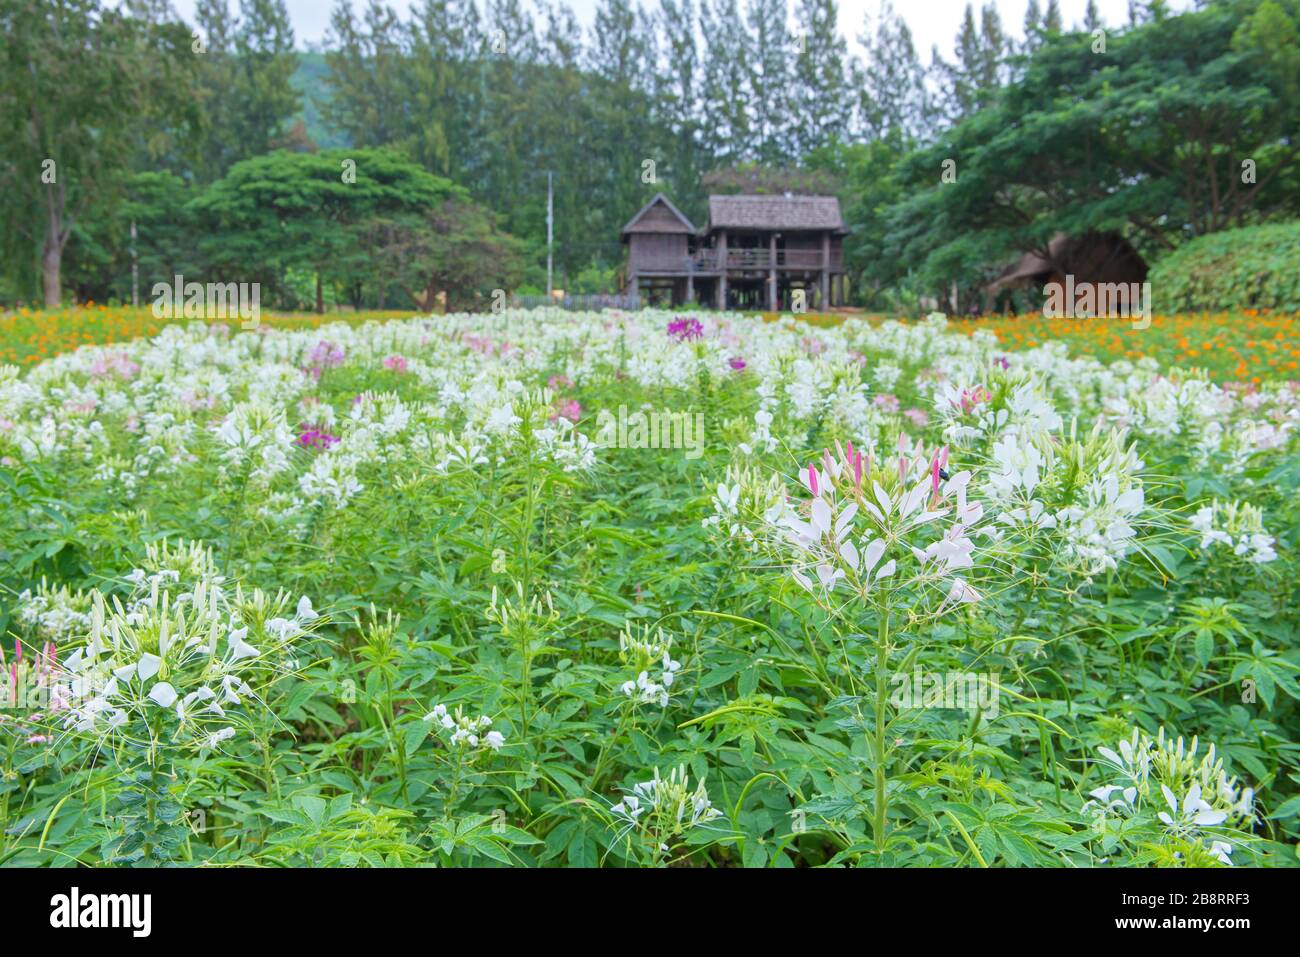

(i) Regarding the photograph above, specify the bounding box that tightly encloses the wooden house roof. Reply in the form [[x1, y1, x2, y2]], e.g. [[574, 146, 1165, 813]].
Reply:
[[620, 193, 696, 240], [705, 194, 845, 233], [987, 231, 1147, 291]]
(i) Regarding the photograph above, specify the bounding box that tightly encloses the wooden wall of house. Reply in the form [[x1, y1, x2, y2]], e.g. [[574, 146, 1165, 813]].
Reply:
[[774, 232, 845, 270], [628, 233, 689, 272], [783, 234, 821, 251]]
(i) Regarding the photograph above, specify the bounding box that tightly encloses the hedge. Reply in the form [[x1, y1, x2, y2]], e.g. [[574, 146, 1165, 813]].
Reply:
[[1149, 223, 1300, 313]]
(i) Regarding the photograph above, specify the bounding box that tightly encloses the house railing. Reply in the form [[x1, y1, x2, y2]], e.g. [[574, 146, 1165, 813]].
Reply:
[[688, 249, 841, 272]]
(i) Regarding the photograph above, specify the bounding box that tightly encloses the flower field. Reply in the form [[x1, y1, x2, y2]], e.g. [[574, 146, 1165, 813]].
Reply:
[[0, 305, 414, 367], [960, 310, 1300, 384], [1, 308, 1297, 867], [7, 306, 1298, 384]]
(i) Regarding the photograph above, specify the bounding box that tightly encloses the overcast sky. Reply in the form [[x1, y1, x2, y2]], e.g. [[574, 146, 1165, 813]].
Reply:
[[161, 0, 1193, 61]]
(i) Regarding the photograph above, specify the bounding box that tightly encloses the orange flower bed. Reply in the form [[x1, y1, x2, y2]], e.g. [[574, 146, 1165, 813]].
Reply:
[[0, 305, 417, 366], [956, 310, 1300, 384]]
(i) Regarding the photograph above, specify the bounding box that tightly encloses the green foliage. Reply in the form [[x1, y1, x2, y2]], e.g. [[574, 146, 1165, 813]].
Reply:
[[856, 0, 1300, 307], [0, 0, 203, 305], [1149, 223, 1300, 313]]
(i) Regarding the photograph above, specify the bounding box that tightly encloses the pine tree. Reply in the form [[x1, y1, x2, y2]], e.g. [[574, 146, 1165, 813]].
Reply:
[[409, 0, 474, 175], [977, 2, 1008, 96], [193, 0, 299, 180], [855, 0, 928, 142], [658, 0, 700, 127], [1084, 0, 1103, 33], [1022, 0, 1043, 52], [699, 0, 753, 166], [535, 0, 599, 276], [935, 3, 982, 121], [231, 0, 300, 152], [656, 0, 707, 212], [746, 0, 793, 164], [322, 0, 409, 152], [587, 0, 662, 256], [1043, 0, 1063, 33], [934, 1, 1009, 122], [193, 0, 240, 181], [479, 0, 541, 238], [791, 0, 847, 155]]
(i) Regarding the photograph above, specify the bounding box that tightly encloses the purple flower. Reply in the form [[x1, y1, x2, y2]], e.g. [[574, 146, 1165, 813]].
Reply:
[[728, 357, 747, 372], [994, 355, 1010, 370], [308, 341, 346, 369], [666, 317, 704, 342], [296, 428, 340, 451]]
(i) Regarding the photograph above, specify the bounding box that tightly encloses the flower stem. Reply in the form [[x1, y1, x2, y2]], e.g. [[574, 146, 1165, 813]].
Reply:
[[873, 608, 890, 857]]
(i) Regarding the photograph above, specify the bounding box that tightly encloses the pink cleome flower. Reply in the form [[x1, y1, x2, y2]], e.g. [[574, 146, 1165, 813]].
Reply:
[[303, 341, 346, 379], [666, 317, 704, 342], [296, 428, 340, 451], [550, 399, 582, 423]]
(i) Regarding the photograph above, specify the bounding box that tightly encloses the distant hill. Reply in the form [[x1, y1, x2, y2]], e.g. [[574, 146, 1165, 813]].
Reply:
[[291, 51, 350, 150]]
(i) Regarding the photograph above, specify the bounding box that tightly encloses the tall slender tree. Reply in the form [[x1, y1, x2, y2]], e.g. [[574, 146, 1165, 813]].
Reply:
[[1022, 0, 1044, 52], [0, 0, 199, 305], [791, 0, 847, 155], [746, 0, 793, 164], [1084, 0, 1103, 32], [699, 0, 753, 166], [231, 0, 300, 154], [855, 0, 929, 143]]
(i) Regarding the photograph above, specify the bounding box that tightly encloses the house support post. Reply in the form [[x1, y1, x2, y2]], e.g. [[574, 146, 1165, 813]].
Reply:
[[821, 234, 830, 310], [717, 230, 728, 310], [768, 233, 778, 311]]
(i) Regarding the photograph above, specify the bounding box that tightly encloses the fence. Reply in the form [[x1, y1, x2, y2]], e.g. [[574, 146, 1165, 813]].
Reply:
[[512, 293, 639, 311]]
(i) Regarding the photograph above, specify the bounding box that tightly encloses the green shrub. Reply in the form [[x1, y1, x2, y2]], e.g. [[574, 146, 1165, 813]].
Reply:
[[1150, 223, 1300, 312]]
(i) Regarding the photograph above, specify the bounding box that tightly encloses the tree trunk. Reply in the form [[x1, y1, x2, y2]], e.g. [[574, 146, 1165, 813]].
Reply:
[[42, 231, 62, 308]]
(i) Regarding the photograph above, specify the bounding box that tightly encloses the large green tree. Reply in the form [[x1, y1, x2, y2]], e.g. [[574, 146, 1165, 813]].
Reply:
[[0, 0, 200, 306], [191, 148, 461, 311], [369, 196, 528, 311], [868, 0, 1300, 305]]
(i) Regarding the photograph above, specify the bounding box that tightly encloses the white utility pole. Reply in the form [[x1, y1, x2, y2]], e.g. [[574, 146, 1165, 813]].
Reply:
[[130, 220, 139, 307], [546, 171, 554, 299]]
